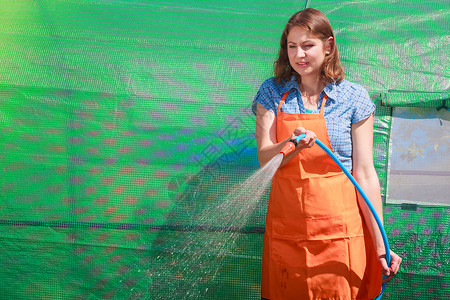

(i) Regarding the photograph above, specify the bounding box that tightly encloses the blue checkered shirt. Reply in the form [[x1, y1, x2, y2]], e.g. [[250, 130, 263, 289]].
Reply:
[[252, 76, 375, 171]]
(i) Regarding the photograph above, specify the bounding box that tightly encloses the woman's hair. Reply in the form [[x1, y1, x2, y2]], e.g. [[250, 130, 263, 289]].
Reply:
[[274, 8, 345, 84]]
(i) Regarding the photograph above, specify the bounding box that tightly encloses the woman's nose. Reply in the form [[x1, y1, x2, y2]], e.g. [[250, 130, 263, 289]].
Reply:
[[296, 48, 306, 58]]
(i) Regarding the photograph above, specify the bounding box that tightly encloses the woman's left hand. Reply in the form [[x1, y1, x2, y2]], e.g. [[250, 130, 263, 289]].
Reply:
[[379, 250, 402, 283], [291, 127, 316, 150]]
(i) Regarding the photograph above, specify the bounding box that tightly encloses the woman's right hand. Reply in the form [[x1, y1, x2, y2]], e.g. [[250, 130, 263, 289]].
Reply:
[[255, 103, 316, 167]]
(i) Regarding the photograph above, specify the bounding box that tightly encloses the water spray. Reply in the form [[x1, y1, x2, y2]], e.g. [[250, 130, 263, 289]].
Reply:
[[279, 133, 391, 299]]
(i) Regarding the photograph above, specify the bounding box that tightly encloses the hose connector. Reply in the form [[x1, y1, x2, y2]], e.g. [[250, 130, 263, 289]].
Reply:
[[279, 133, 306, 156]]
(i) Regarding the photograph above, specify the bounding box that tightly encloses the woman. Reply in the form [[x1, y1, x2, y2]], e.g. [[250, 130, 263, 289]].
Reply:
[[253, 8, 402, 300]]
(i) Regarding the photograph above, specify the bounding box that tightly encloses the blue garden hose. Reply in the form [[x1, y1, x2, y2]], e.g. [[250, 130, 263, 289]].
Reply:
[[289, 134, 390, 299]]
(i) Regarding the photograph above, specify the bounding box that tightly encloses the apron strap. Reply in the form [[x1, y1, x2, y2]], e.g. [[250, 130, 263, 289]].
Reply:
[[277, 91, 290, 115], [319, 94, 328, 115], [277, 91, 329, 115]]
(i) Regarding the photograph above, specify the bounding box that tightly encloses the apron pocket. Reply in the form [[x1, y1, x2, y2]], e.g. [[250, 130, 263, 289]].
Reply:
[[272, 216, 344, 240], [305, 215, 344, 240], [271, 216, 347, 268]]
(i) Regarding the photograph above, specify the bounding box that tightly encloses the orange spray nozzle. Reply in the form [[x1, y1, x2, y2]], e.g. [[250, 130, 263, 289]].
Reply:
[[279, 133, 306, 156], [280, 141, 296, 156]]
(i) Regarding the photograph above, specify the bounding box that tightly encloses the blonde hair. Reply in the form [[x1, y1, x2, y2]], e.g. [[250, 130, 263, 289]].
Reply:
[[274, 8, 345, 84]]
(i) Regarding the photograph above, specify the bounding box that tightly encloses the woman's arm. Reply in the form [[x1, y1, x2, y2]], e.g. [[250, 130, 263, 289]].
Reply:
[[352, 115, 402, 282], [255, 103, 315, 167]]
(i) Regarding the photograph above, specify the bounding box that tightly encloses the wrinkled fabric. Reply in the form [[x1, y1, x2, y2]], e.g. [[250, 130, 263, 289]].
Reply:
[[261, 92, 382, 300]]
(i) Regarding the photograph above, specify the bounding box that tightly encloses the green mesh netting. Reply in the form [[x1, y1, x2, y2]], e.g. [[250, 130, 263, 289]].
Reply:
[[0, 0, 449, 299], [382, 92, 449, 108]]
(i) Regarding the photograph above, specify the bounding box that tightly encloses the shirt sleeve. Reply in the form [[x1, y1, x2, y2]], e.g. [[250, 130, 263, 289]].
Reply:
[[252, 78, 277, 116], [351, 85, 375, 124]]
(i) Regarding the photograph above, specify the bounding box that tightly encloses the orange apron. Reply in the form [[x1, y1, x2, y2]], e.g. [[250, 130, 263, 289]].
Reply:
[[261, 91, 382, 300]]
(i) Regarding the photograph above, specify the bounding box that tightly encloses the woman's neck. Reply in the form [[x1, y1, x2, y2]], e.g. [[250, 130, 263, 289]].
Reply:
[[298, 77, 325, 109]]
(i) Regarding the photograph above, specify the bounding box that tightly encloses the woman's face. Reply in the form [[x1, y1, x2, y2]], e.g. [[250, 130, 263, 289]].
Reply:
[[287, 26, 331, 80]]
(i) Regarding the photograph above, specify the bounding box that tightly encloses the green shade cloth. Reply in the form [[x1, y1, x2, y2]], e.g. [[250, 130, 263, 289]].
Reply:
[[382, 92, 449, 108]]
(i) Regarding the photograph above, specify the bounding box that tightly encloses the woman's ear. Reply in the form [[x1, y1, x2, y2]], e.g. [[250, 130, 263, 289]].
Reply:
[[325, 36, 333, 55]]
